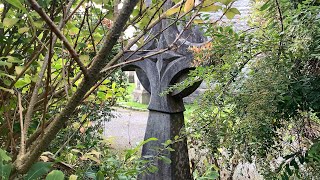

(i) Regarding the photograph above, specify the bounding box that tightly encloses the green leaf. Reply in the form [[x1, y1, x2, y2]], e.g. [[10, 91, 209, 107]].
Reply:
[[290, 159, 299, 170], [46, 170, 65, 180], [3, 18, 19, 28], [206, 171, 219, 179], [69, 27, 79, 36], [281, 172, 289, 180], [0, 61, 12, 68], [0, 149, 11, 162], [14, 79, 28, 88], [224, 8, 240, 19], [136, 137, 158, 149], [18, 27, 30, 34], [159, 156, 171, 164], [7, 56, 22, 63], [260, 1, 270, 11], [147, 165, 158, 173], [4, 0, 27, 12], [97, 91, 106, 99], [34, 21, 44, 29], [24, 162, 52, 180], [229, 8, 240, 15], [219, 0, 233, 6], [112, 82, 116, 90], [285, 164, 293, 176], [96, 171, 104, 180], [0, 161, 12, 180], [0, 72, 15, 80]]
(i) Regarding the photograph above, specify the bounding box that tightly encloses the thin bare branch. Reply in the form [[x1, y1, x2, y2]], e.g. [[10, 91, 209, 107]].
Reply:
[[18, 92, 25, 155], [65, 0, 86, 22], [27, 0, 90, 78]]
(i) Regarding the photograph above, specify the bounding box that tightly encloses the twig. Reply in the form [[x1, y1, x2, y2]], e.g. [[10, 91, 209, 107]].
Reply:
[[65, 0, 86, 22], [21, 0, 75, 154], [9, 41, 49, 89], [27, 0, 89, 78], [86, 9, 97, 54], [275, 0, 284, 60], [86, 47, 171, 100], [18, 92, 25, 155], [99, 1, 187, 71], [100, 47, 170, 73]]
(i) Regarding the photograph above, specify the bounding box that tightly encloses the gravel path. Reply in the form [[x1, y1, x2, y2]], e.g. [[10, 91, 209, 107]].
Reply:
[[103, 107, 148, 150]]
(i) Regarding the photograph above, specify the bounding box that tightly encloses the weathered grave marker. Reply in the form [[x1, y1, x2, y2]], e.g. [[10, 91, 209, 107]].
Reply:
[[122, 2, 205, 179]]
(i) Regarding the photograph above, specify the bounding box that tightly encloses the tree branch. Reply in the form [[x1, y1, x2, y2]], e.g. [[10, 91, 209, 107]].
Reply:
[[27, 0, 90, 79]]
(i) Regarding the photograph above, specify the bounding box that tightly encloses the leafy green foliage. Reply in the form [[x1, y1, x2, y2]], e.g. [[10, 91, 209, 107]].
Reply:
[[45, 170, 65, 180], [179, 0, 320, 178], [24, 162, 52, 180], [0, 149, 12, 180]]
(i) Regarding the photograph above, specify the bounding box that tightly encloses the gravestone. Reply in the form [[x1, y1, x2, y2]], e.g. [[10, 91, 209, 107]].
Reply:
[[122, 1, 205, 179], [132, 72, 150, 104]]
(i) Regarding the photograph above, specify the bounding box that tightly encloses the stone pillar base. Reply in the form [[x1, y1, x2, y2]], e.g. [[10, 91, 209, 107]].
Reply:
[[139, 111, 192, 180]]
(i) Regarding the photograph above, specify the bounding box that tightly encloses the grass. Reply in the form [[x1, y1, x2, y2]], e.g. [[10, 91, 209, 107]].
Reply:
[[118, 101, 148, 110], [117, 83, 148, 110]]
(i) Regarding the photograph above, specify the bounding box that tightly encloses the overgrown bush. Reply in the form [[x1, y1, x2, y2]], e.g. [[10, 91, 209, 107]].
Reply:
[[182, 0, 320, 178]]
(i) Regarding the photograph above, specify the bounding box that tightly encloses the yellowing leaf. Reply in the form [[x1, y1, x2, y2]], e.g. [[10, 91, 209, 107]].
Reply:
[[201, 5, 221, 12], [72, 122, 80, 129], [184, 0, 194, 13], [79, 55, 90, 62], [193, 19, 204, 24], [40, 155, 50, 162], [18, 27, 29, 34], [0, 86, 14, 94], [165, 7, 180, 16], [7, 56, 22, 63], [69, 175, 78, 180], [3, 18, 19, 28], [15, 66, 24, 75]]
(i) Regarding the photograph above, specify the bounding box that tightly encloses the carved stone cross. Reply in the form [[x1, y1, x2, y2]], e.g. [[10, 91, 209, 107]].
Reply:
[[122, 2, 205, 179]]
